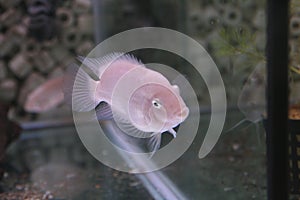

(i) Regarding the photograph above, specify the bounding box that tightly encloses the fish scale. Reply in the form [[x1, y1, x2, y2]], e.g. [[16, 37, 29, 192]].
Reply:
[[66, 53, 189, 154]]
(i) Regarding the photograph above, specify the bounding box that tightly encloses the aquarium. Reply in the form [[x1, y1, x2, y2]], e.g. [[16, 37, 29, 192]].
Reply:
[[0, 0, 295, 199]]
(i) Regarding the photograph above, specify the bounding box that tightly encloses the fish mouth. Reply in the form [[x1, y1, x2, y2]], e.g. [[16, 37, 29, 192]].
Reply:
[[174, 106, 189, 121], [181, 107, 189, 118]]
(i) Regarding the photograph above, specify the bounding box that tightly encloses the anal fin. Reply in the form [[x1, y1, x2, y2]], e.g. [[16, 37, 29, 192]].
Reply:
[[147, 133, 162, 157]]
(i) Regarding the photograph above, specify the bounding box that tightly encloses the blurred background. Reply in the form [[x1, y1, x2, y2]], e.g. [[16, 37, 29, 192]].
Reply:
[[0, 0, 282, 199]]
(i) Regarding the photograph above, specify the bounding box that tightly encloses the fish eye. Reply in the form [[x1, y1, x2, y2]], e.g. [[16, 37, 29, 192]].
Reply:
[[152, 99, 162, 109]]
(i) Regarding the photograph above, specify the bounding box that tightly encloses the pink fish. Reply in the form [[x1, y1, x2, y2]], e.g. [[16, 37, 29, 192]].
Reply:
[[25, 76, 64, 113], [67, 53, 189, 152]]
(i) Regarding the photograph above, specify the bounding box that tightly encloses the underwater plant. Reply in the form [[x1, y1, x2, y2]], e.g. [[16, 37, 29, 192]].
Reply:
[[213, 1, 300, 131]]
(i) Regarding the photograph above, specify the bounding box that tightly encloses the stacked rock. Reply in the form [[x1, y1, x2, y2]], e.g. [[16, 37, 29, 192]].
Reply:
[[0, 0, 94, 117]]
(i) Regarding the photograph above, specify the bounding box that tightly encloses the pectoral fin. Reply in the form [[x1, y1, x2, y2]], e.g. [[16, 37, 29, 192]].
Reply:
[[95, 102, 113, 121], [168, 128, 177, 138], [112, 111, 152, 139]]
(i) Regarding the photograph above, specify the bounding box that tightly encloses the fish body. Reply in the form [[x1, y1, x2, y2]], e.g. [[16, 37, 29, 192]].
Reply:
[[68, 53, 189, 152], [237, 62, 266, 123], [25, 76, 64, 113], [227, 62, 266, 138]]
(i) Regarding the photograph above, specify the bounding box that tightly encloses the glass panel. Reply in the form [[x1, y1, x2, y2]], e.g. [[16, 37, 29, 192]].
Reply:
[[0, 0, 269, 199], [289, 1, 300, 198]]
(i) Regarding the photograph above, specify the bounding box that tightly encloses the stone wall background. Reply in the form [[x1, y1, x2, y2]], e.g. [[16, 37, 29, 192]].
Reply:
[[0, 0, 270, 121], [0, 0, 94, 119]]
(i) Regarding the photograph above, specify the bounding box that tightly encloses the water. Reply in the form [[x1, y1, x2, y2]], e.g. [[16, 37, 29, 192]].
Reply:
[[2, 110, 266, 199]]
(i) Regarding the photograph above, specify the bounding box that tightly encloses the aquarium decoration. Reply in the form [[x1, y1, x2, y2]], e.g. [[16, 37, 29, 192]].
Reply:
[[0, 0, 293, 199], [27, 0, 57, 41], [213, 0, 300, 195], [0, 1, 94, 119]]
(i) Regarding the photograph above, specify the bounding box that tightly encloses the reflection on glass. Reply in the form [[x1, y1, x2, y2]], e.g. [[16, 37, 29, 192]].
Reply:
[[0, 0, 271, 199]]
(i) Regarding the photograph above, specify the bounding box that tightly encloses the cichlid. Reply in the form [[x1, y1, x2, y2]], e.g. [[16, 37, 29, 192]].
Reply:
[[65, 53, 189, 153], [227, 62, 266, 134], [237, 62, 266, 123], [25, 76, 65, 113]]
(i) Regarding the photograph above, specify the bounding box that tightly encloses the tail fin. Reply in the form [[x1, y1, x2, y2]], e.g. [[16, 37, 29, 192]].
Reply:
[[63, 63, 100, 112], [63, 63, 79, 108], [225, 118, 249, 133]]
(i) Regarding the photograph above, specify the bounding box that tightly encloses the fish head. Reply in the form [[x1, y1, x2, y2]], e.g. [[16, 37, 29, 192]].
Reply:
[[128, 83, 189, 133]]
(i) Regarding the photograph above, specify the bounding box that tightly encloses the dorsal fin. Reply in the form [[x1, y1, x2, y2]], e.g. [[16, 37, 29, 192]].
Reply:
[[77, 52, 144, 78]]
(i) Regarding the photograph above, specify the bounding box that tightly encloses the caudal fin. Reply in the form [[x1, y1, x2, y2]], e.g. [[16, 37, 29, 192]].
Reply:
[[63, 63, 100, 112], [225, 118, 249, 133]]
